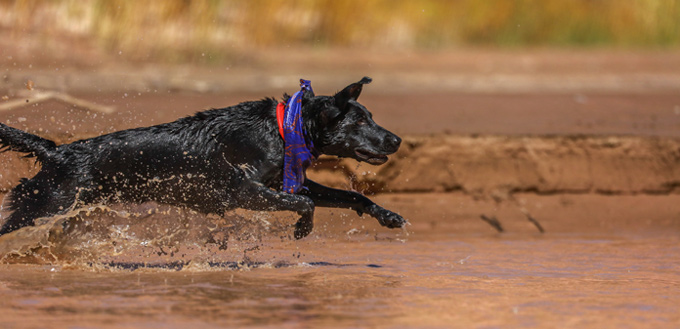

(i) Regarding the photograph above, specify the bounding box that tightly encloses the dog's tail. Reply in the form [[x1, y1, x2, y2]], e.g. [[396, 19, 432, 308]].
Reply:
[[0, 123, 57, 163]]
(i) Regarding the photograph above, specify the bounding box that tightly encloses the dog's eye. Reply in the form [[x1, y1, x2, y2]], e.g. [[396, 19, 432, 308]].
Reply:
[[356, 119, 368, 126]]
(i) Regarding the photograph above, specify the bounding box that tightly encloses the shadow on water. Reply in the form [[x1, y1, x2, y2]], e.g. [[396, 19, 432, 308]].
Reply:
[[100, 260, 383, 271]]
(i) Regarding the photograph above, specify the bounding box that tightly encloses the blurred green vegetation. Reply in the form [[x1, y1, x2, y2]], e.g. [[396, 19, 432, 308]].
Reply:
[[2, 0, 679, 62]]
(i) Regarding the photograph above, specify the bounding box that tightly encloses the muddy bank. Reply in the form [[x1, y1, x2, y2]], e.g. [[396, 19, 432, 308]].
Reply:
[[1, 133, 679, 197], [3, 92, 680, 138], [313, 134, 680, 196]]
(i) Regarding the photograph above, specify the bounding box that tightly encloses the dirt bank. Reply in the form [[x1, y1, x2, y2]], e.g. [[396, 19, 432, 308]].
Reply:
[[1, 133, 678, 198], [308, 134, 680, 196]]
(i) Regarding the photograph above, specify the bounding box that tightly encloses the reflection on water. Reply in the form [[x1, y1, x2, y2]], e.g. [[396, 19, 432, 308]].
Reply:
[[0, 203, 679, 328]]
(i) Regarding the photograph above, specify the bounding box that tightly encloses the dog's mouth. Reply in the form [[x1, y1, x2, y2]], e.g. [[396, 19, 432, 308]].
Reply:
[[354, 149, 389, 165]]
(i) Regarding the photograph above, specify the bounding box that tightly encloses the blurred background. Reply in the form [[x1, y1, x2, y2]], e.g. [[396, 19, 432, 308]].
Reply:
[[1, 0, 679, 92], [1, 0, 678, 95], [2, 0, 679, 62]]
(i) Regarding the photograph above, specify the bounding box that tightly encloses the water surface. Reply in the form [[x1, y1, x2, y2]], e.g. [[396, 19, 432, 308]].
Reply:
[[0, 200, 678, 328]]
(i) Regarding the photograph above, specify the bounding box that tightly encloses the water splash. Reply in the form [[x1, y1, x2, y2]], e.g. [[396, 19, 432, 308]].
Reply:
[[0, 202, 299, 269]]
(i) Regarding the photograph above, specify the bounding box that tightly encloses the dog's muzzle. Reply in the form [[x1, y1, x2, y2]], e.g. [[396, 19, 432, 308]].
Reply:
[[355, 133, 402, 165]]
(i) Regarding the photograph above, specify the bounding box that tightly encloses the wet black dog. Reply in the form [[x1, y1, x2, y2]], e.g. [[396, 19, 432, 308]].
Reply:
[[0, 77, 406, 238]]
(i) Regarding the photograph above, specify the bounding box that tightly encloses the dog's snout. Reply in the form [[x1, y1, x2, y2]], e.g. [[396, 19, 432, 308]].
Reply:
[[384, 134, 401, 152]]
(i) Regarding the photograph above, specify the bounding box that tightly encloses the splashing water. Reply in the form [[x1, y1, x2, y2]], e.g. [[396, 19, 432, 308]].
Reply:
[[0, 202, 302, 270]]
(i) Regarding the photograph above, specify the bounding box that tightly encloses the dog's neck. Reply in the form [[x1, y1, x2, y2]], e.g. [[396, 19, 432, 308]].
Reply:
[[300, 105, 325, 152]]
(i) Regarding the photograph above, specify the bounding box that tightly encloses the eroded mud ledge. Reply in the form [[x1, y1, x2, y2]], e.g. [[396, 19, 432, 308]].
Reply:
[[1, 133, 678, 197], [309, 134, 680, 196]]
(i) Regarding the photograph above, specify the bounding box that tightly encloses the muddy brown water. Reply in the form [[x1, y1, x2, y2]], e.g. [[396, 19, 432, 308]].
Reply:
[[0, 194, 678, 329]]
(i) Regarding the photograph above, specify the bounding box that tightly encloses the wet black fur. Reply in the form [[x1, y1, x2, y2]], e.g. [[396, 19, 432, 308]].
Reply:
[[0, 77, 405, 239]]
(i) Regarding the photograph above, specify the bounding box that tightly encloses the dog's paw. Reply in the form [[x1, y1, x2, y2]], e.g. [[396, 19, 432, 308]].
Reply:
[[293, 217, 314, 240], [367, 205, 407, 229]]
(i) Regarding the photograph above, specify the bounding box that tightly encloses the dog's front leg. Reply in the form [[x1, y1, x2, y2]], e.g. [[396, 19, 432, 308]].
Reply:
[[235, 182, 315, 239], [301, 180, 407, 229]]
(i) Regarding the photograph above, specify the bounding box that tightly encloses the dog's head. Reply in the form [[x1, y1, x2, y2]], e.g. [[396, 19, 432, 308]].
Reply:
[[307, 77, 401, 165]]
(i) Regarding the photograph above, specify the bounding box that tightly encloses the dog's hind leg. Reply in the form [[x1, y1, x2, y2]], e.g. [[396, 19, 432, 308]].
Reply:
[[233, 182, 315, 239], [0, 210, 32, 235], [0, 180, 79, 236], [0, 200, 66, 235], [0, 203, 65, 235], [0, 195, 78, 235]]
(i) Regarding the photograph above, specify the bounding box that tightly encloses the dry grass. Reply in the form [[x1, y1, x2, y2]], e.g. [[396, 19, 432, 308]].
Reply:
[[1, 0, 678, 62]]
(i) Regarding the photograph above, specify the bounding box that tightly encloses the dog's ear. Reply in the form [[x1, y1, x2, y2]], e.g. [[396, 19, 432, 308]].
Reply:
[[320, 105, 342, 125], [334, 76, 372, 107]]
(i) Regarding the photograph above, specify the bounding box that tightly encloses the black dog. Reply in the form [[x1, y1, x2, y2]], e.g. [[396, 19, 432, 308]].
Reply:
[[0, 77, 406, 239]]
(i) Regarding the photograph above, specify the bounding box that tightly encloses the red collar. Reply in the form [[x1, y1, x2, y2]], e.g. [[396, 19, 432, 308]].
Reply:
[[276, 102, 285, 140]]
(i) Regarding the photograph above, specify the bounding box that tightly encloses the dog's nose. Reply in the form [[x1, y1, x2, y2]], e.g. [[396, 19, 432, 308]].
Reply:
[[384, 134, 402, 151]]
